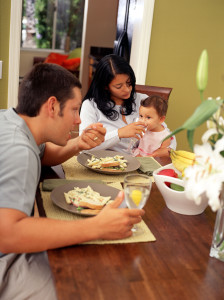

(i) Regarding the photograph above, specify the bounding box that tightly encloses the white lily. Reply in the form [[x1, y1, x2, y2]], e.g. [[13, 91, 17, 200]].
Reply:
[[203, 104, 224, 143], [184, 138, 224, 211], [202, 128, 218, 143], [206, 106, 221, 129]]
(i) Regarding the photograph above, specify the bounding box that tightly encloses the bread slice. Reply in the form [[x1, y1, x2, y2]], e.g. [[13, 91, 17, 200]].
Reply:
[[78, 200, 105, 210], [101, 161, 120, 167], [100, 168, 122, 172], [80, 209, 101, 215]]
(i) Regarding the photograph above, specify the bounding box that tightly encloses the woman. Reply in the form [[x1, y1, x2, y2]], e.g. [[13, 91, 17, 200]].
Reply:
[[80, 54, 176, 154]]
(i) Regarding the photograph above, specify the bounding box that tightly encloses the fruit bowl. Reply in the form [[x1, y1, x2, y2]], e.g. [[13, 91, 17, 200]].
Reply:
[[153, 163, 208, 215]]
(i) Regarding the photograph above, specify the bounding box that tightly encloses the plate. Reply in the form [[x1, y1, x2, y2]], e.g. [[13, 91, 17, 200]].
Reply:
[[77, 150, 141, 175], [51, 181, 125, 216]]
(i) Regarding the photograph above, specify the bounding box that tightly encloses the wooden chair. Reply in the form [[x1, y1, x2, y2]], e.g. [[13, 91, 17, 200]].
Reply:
[[135, 84, 172, 101]]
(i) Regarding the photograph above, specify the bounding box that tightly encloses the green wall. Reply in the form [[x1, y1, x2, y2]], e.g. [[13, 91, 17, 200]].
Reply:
[[1, 1, 224, 141], [0, 0, 10, 109], [147, 0, 224, 151]]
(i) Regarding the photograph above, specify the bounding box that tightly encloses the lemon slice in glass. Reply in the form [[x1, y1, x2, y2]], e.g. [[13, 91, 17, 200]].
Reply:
[[131, 189, 142, 206]]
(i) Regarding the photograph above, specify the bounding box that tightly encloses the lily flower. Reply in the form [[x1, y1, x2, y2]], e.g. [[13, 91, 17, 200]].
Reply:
[[184, 138, 224, 211]]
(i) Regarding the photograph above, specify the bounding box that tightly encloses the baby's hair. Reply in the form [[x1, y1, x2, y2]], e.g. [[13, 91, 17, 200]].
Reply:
[[140, 95, 168, 117]]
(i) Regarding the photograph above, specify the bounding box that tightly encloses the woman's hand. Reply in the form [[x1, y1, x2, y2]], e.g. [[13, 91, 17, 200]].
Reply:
[[118, 121, 146, 139], [78, 123, 106, 151], [94, 191, 145, 240]]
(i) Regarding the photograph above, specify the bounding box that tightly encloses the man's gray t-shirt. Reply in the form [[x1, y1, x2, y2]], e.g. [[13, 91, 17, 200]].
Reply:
[[0, 109, 57, 299], [0, 108, 45, 257]]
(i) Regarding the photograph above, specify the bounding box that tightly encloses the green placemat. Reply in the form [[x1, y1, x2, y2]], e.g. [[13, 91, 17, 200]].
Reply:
[[62, 156, 139, 183], [40, 182, 156, 244]]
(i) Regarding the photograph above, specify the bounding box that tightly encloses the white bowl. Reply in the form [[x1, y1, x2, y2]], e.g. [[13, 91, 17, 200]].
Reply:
[[153, 163, 208, 215]]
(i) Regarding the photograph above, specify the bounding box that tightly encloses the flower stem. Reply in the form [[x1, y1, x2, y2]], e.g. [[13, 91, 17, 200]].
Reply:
[[200, 91, 204, 102]]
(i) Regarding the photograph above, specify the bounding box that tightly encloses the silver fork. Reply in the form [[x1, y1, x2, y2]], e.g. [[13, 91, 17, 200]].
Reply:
[[71, 127, 93, 135], [80, 150, 101, 159]]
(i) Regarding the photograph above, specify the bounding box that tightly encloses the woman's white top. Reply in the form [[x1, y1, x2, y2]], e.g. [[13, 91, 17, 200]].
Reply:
[[79, 93, 176, 153]]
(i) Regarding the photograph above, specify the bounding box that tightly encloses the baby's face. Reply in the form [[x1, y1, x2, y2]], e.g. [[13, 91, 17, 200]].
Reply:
[[139, 106, 164, 132]]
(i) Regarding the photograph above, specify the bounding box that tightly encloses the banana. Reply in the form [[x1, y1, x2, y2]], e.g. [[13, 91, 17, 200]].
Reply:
[[169, 149, 195, 173], [171, 149, 195, 160], [170, 151, 195, 166], [171, 156, 193, 173]]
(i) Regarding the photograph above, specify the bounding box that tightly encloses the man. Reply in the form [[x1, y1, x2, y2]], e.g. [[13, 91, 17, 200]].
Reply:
[[0, 63, 144, 299]]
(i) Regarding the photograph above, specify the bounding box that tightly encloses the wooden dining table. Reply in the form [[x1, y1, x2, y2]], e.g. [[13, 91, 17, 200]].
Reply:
[[36, 157, 224, 300]]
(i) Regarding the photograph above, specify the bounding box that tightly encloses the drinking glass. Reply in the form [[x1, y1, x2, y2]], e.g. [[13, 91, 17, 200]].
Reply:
[[124, 174, 152, 234], [124, 117, 146, 155]]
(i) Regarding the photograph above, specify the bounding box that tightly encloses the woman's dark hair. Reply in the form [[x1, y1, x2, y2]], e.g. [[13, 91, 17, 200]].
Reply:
[[140, 95, 168, 117], [83, 54, 136, 120], [16, 63, 81, 117]]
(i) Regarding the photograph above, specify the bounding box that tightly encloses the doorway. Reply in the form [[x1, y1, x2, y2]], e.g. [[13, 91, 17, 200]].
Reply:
[[8, 0, 155, 108]]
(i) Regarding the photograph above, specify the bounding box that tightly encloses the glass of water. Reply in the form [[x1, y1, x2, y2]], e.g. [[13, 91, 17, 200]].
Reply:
[[124, 174, 152, 233], [125, 117, 146, 155]]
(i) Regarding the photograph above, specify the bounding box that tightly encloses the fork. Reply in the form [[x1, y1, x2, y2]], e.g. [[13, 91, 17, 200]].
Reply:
[[80, 150, 101, 159], [70, 127, 93, 135]]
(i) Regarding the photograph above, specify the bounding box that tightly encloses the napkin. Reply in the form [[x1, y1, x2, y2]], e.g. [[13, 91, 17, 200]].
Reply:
[[136, 157, 161, 176], [42, 178, 106, 192]]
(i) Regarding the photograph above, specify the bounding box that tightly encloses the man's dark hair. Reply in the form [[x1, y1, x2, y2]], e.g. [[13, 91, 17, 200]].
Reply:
[[140, 95, 168, 117], [16, 63, 82, 117]]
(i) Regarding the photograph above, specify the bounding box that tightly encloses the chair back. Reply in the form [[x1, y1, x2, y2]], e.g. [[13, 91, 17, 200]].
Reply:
[[135, 84, 172, 101]]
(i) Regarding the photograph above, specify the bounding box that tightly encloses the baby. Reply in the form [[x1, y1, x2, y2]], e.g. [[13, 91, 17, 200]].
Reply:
[[133, 95, 171, 157]]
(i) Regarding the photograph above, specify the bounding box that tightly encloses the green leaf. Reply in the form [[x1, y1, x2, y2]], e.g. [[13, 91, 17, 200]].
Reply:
[[163, 99, 222, 146], [163, 127, 184, 142], [187, 130, 195, 151], [183, 99, 220, 130]]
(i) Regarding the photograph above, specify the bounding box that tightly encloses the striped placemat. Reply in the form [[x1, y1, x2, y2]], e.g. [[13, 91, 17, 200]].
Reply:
[[62, 156, 156, 183], [40, 181, 156, 244]]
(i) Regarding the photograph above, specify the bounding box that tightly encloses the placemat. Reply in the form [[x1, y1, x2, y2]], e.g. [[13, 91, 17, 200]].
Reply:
[[40, 182, 156, 244], [42, 178, 106, 192], [62, 156, 139, 182], [62, 156, 157, 183]]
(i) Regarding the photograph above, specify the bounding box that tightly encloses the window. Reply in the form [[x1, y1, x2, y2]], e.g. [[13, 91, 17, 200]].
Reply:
[[21, 0, 85, 51]]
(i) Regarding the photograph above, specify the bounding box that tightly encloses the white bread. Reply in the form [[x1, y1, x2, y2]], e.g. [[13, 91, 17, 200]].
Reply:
[[100, 168, 122, 172], [78, 200, 105, 210]]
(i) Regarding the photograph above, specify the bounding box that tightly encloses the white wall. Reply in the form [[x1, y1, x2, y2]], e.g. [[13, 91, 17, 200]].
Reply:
[[80, 0, 119, 96], [19, 0, 118, 97], [19, 49, 60, 77]]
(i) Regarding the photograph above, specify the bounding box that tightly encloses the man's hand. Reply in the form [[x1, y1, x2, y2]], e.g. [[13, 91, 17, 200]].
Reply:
[[94, 191, 145, 240], [78, 123, 106, 151]]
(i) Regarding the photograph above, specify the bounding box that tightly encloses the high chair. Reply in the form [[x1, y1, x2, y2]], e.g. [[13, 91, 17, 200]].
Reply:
[[135, 84, 172, 101]]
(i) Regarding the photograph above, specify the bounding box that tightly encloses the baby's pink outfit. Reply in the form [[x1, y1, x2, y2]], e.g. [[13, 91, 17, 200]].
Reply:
[[133, 128, 170, 157]]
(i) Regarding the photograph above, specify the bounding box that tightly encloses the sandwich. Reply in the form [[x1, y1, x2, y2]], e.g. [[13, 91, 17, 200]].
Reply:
[[64, 185, 112, 210], [87, 155, 127, 172]]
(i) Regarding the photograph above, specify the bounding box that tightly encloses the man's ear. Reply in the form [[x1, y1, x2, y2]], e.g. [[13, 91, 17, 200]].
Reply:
[[159, 115, 166, 124], [47, 96, 57, 117]]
